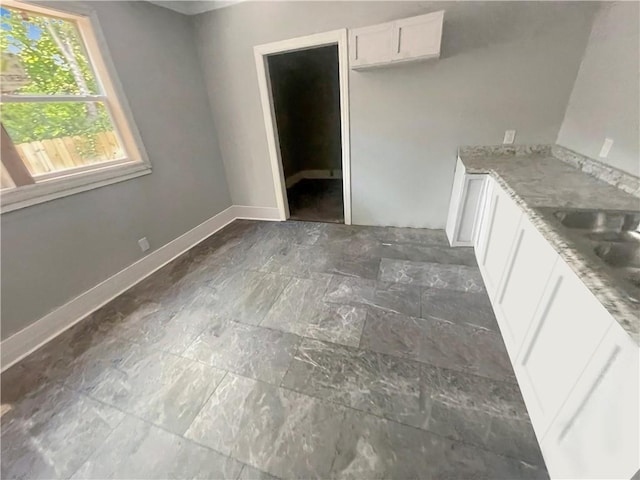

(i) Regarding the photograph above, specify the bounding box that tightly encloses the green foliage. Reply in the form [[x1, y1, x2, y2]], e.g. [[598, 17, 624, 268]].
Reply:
[[0, 7, 113, 144]]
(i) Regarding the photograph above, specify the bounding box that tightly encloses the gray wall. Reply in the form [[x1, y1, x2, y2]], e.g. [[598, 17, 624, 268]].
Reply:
[[557, 2, 640, 177], [193, 1, 598, 228], [1, 1, 231, 339], [269, 46, 342, 179]]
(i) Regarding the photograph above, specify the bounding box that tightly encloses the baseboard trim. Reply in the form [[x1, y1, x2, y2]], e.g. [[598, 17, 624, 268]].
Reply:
[[285, 169, 342, 188], [0, 205, 281, 372], [232, 205, 282, 221]]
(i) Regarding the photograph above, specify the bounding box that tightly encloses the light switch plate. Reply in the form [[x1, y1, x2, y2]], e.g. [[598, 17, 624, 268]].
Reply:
[[599, 138, 614, 158], [503, 130, 516, 144]]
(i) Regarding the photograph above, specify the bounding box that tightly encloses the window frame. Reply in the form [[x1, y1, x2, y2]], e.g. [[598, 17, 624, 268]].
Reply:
[[0, 0, 151, 213]]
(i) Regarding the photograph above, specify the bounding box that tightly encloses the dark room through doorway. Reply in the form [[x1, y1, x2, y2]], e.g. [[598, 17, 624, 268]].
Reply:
[[268, 45, 343, 223]]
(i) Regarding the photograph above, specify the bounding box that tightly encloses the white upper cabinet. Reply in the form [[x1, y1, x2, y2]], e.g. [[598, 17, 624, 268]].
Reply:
[[392, 11, 444, 62], [349, 10, 444, 70], [349, 23, 394, 69]]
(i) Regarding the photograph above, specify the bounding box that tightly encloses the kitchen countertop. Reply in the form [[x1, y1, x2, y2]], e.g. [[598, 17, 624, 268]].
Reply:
[[458, 144, 640, 344]]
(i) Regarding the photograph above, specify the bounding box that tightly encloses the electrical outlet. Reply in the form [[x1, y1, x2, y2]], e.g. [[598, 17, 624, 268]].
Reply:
[[503, 130, 516, 145], [138, 237, 150, 253], [599, 138, 614, 158]]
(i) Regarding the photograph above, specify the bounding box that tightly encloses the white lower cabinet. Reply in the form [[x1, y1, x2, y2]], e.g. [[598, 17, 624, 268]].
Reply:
[[463, 178, 640, 479], [494, 215, 558, 358], [445, 158, 487, 247], [541, 321, 639, 479], [514, 258, 614, 437], [476, 177, 523, 297]]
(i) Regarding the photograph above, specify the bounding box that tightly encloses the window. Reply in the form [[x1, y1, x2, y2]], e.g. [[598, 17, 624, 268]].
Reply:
[[0, 1, 149, 212]]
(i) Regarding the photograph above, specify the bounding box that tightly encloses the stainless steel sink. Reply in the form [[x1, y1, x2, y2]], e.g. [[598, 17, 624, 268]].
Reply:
[[553, 210, 640, 233], [546, 208, 640, 301]]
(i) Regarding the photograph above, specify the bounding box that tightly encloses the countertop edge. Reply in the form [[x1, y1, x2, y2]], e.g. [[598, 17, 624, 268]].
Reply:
[[459, 157, 640, 346]]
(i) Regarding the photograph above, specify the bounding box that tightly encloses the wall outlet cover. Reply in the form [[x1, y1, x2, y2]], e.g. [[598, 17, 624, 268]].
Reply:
[[138, 237, 150, 252], [503, 130, 516, 144], [599, 138, 614, 158]]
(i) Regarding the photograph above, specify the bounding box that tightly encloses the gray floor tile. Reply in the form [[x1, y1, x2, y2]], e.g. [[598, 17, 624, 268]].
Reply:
[[282, 338, 425, 425], [372, 281, 422, 317], [238, 464, 281, 480], [72, 415, 243, 479], [215, 270, 292, 325], [185, 373, 346, 479], [266, 220, 324, 246], [260, 275, 332, 325], [324, 275, 376, 306], [379, 259, 485, 292], [377, 243, 478, 266], [184, 318, 300, 384], [261, 275, 366, 347], [420, 364, 544, 465], [1, 385, 124, 480], [374, 226, 450, 246], [330, 409, 548, 480], [361, 309, 516, 383], [260, 244, 327, 277], [422, 287, 499, 332], [86, 349, 225, 435], [320, 253, 381, 279]]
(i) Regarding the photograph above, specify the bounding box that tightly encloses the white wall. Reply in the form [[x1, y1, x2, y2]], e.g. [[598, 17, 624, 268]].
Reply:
[[1, 1, 231, 339], [557, 2, 640, 177], [193, 1, 598, 228]]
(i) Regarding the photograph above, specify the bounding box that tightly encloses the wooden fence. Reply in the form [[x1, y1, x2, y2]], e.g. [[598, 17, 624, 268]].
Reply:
[[15, 130, 123, 176]]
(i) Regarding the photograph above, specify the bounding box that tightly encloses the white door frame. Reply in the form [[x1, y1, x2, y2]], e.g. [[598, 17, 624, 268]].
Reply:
[[254, 29, 352, 224]]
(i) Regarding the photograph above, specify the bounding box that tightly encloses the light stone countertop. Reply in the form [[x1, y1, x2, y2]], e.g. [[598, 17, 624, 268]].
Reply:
[[458, 144, 640, 344]]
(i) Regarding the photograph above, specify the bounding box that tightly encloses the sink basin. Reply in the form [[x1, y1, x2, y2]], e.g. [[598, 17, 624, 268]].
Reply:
[[594, 242, 640, 268], [553, 210, 640, 232], [546, 208, 640, 302]]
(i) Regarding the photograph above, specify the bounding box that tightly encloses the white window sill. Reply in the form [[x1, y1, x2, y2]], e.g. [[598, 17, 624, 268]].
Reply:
[[1, 161, 151, 213]]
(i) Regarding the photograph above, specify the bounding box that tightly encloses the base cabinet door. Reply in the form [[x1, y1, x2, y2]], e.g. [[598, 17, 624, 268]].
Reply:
[[494, 215, 558, 357], [445, 158, 486, 247], [514, 259, 613, 437], [477, 180, 523, 297], [541, 322, 639, 479]]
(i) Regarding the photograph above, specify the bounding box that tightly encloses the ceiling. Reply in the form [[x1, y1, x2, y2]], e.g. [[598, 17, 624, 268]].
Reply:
[[147, 1, 247, 15]]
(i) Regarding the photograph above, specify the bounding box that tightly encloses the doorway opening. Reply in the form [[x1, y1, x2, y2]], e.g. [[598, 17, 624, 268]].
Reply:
[[268, 46, 343, 223], [254, 30, 351, 224]]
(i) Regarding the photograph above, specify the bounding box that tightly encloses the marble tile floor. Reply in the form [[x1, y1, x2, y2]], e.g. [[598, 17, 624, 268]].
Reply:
[[1, 220, 548, 479]]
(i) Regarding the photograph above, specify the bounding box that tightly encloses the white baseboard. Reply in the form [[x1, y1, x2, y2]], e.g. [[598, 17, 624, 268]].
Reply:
[[285, 169, 342, 188], [0, 205, 281, 372], [232, 205, 282, 221]]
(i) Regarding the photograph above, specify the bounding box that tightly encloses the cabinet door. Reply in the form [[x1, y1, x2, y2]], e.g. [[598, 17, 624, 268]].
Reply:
[[541, 323, 639, 479], [445, 160, 486, 247], [477, 182, 523, 298], [392, 10, 444, 61], [445, 158, 466, 245], [515, 259, 613, 437], [495, 215, 558, 357], [349, 23, 394, 69]]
